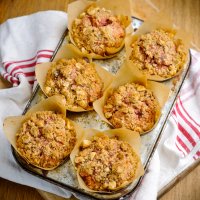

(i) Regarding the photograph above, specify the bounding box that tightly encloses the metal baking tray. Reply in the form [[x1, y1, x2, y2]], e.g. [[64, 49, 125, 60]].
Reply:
[[11, 17, 191, 200]]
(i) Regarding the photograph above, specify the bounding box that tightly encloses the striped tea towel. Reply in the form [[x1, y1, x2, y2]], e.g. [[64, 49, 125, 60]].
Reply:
[[2, 49, 53, 86], [173, 51, 200, 159], [0, 11, 199, 200], [156, 49, 200, 193]]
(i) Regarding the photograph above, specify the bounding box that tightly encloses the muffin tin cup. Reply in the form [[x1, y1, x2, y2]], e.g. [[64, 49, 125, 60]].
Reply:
[[70, 128, 144, 193], [3, 95, 85, 170], [67, 0, 132, 59], [125, 13, 191, 81], [35, 44, 114, 112], [93, 60, 170, 134]]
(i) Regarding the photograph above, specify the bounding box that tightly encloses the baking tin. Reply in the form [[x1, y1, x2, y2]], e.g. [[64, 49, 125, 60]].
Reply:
[[11, 17, 191, 200]]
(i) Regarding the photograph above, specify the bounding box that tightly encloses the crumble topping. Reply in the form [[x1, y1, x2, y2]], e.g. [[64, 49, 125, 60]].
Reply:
[[71, 6, 126, 56], [44, 58, 103, 110], [129, 29, 186, 78], [103, 83, 158, 133], [75, 134, 140, 191], [16, 111, 76, 169]]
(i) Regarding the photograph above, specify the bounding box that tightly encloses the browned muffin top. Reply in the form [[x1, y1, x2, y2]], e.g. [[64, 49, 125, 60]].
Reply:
[[16, 111, 76, 169], [71, 6, 126, 56], [130, 29, 186, 78], [103, 83, 158, 134], [44, 58, 103, 110], [75, 134, 140, 191]]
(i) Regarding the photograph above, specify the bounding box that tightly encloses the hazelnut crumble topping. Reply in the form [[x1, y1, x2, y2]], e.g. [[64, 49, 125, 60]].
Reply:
[[44, 58, 103, 110], [130, 29, 186, 78], [71, 6, 126, 56], [103, 83, 158, 133], [75, 134, 140, 191], [16, 111, 76, 169]]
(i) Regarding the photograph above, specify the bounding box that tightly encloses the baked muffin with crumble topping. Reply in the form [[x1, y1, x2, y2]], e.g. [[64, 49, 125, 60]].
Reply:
[[74, 134, 141, 191], [71, 5, 127, 57], [16, 111, 76, 169], [129, 29, 187, 79], [44, 58, 104, 111], [103, 83, 158, 134]]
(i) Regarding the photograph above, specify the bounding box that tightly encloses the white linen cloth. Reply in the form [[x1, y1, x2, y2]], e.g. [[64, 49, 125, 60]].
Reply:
[[0, 11, 199, 200]]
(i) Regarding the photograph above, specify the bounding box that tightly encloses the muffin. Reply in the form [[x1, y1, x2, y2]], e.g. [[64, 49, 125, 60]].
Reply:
[[129, 29, 186, 79], [16, 111, 76, 169], [44, 58, 104, 111], [103, 83, 158, 134], [71, 5, 127, 57], [74, 134, 141, 191]]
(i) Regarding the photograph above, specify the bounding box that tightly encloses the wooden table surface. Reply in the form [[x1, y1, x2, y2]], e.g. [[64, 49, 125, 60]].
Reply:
[[0, 0, 200, 200]]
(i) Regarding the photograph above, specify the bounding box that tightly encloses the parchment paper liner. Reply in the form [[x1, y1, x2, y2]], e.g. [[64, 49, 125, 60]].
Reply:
[[125, 13, 191, 81], [67, 0, 132, 59], [93, 60, 170, 134], [35, 44, 114, 112], [3, 95, 85, 170], [70, 128, 144, 193]]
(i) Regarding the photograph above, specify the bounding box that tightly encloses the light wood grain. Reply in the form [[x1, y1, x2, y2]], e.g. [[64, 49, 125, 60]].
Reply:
[[0, 178, 43, 200], [1, 164, 200, 200], [153, 0, 200, 51], [0, 0, 200, 200], [0, 0, 67, 23]]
